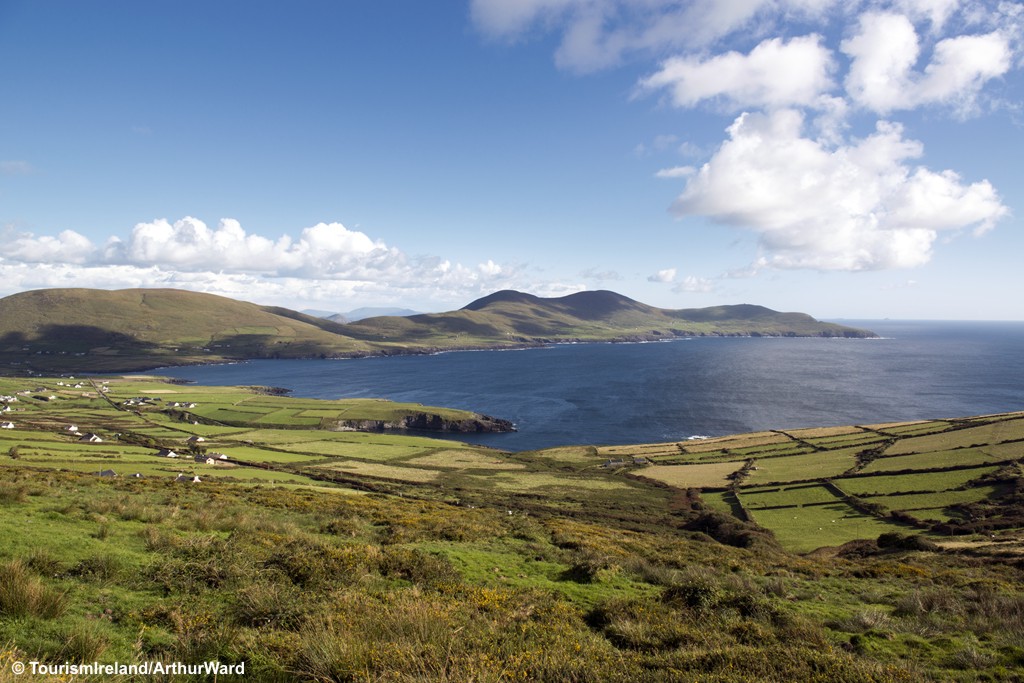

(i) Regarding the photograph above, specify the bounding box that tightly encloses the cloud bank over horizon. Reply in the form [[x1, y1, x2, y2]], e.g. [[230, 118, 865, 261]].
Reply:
[[474, 0, 1018, 274], [0, 217, 584, 310]]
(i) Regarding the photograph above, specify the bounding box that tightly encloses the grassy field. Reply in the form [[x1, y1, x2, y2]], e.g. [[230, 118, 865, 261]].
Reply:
[[836, 467, 1000, 496], [639, 461, 745, 488], [747, 503, 903, 552], [1, 376, 1023, 680], [739, 484, 845, 508], [861, 447, 1010, 473], [741, 447, 861, 485]]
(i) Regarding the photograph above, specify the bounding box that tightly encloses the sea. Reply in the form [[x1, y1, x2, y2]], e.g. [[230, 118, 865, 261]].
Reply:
[[151, 320, 1024, 452]]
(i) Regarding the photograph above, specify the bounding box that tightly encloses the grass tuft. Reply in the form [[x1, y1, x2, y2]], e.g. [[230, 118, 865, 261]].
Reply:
[[0, 560, 68, 619]]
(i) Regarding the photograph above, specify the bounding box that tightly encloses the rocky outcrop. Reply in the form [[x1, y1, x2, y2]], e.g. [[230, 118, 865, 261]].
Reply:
[[329, 412, 515, 434]]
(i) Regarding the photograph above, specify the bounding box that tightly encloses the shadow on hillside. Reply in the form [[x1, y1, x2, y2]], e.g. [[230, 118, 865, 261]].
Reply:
[[1, 325, 158, 351]]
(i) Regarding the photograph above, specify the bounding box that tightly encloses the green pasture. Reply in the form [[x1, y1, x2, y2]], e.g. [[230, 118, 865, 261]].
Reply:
[[861, 485, 1001, 512], [729, 442, 815, 458], [270, 439, 431, 460], [802, 432, 889, 449], [834, 466, 1000, 496], [742, 447, 861, 485], [866, 420, 952, 436], [406, 450, 526, 470], [203, 445, 326, 464], [311, 460, 441, 483], [252, 408, 323, 426], [697, 490, 741, 515], [748, 503, 909, 553], [483, 473, 634, 493], [860, 447, 1008, 473], [738, 484, 843, 508], [981, 441, 1024, 460], [884, 417, 1024, 455]]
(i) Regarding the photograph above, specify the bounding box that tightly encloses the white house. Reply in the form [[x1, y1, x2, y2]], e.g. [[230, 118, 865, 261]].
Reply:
[[78, 433, 103, 443], [156, 449, 179, 458], [186, 436, 206, 444], [0, 422, 14, 429], [174, 473, 201, 483]]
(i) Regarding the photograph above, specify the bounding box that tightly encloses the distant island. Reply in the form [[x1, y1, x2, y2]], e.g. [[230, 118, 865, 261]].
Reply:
[[0, 287, 875, 372]]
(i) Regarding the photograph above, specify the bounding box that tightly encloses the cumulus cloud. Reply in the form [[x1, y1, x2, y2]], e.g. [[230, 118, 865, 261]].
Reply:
[[476, 1, 1018, 277], [671, 110, 1007, 270], [5, 230, 96, 264], [648, 268, 677, 283], [0, 217, 561, 309], [104, 217, 405, 279], [841, 12, 1012, 114], [639, 35, 835, 110]]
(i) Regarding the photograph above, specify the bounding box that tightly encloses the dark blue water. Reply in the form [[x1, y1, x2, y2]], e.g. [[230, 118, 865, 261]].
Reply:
[[152, 321, 1024, 451]]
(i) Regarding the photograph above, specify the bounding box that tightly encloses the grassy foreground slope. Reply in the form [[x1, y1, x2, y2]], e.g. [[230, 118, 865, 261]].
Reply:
[[0, 287, 874, 372], [0, 379, 1022, 681]]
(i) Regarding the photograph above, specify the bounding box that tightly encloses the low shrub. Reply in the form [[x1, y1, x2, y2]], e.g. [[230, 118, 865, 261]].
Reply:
[[378, 547, 460, 587], [662, 580, 724, 611], [69, 553, 123, 584], [231, 582, 308, 630]]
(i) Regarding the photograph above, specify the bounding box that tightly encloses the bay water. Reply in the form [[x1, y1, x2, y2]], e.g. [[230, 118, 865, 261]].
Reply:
[[152, 321, 1024, 452]]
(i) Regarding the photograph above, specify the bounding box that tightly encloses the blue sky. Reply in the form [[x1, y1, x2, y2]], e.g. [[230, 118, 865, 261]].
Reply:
[[1, 0, 1021, 319]]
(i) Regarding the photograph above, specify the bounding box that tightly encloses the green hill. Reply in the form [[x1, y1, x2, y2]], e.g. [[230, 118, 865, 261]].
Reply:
[[0, 288, 372, 370]]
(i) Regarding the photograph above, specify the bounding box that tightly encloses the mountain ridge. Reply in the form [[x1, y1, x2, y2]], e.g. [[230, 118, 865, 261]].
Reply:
[[0, 287, 876, 372]]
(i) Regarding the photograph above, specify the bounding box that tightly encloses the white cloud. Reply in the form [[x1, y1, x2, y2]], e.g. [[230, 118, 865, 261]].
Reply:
[[673, 275, 714, 293], [0, 217, 554, 310], [648, 268, 677, 283], [639, 35, 835, 110], [6, 230, 96, 264], [655, 166, 696, 178], [470, 0, 838, 72], [470, 0, 1018, 280], [842, 12, 1012, 114], [895, 0, 961, 29], [671, 110, 1007, 270], [478, 259, 503, 276]]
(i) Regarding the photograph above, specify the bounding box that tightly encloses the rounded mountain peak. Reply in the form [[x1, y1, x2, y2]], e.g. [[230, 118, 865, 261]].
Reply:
[[462, 290, 542, 311]]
